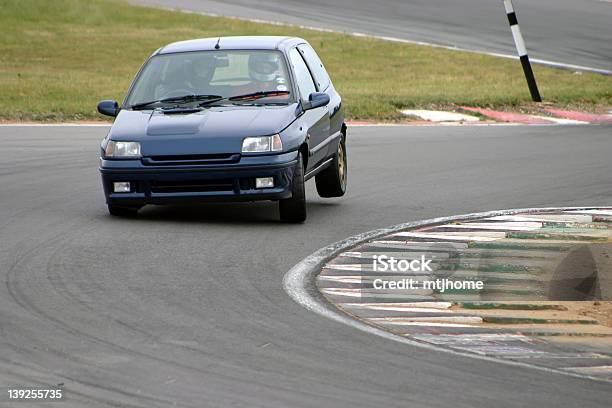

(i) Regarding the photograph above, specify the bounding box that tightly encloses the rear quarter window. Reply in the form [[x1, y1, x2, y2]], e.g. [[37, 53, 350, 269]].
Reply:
[[297, 44, 331, 91]]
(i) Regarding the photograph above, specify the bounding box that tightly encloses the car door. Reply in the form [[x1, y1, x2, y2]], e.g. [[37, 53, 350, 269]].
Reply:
[[296, 43, 343, 157], [287, 47, 330, 172]]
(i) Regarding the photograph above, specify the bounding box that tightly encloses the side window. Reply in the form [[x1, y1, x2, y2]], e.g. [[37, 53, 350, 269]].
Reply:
[[288, 48, 317, 99], [297, 44, 330, 90]]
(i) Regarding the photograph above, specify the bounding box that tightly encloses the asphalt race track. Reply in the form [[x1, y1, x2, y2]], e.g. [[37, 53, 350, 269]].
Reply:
[[132, 0, 612, 72], [1, 124, 611, 407]]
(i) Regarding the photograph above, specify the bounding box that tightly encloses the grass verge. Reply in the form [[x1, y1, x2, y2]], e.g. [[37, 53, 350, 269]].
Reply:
[[1, 0, 611, 122]]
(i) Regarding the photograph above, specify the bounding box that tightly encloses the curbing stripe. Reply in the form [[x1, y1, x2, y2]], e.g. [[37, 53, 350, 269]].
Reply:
[[434, 222, 542, 231], [380, 322, 477, 328], [393, 231, 506, 241], [371, 316, 484, 324], [400, 110, 480, 122], [481, 316, 597, 325], [344, 302, 453, 309], [545, 109, 612, 124], [283, 206, 612, 383], [458, 302, 567, 311], [531, 116, 588, 125], [461, 107, 555, 124], [486, 214, 593, 222], [565, 209, 612, 216]]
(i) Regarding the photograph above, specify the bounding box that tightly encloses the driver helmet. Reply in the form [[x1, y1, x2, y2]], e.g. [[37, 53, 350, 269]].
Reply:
[[249, 53, 281, 82], [163, 60, 190, 89]]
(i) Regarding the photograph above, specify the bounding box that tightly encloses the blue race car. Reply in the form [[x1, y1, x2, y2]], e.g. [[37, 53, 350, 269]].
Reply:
[[98, 36, 346, 222]]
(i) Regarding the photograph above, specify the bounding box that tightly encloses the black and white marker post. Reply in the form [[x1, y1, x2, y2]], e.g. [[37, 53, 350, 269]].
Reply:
[[503, 0, 542, 102]]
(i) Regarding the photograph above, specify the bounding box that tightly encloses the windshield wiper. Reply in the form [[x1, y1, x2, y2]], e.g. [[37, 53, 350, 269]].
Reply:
[[131, 94, 223, 110], [198, 90, 290, 107]]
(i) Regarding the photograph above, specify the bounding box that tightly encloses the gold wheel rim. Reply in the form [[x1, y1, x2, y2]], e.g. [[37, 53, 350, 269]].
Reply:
[[338, 142, 346, 186]]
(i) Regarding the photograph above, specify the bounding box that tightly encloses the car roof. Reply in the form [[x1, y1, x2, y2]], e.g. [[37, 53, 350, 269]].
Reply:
[[157, 36, 306, 55]]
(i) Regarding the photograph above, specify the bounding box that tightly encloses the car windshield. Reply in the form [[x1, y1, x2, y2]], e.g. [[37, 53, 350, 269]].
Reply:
[[125, 50, 294, 108]]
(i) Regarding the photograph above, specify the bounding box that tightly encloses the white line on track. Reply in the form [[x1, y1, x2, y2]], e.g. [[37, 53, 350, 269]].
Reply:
[[563, 366, 612, 375], [152, 6, 612, 75]]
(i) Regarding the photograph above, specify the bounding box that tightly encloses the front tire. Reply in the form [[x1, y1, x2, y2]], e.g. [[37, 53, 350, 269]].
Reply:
[[107, 204, 140, 217], [279, 152, 306, 223], [315, 137, 347, 198]]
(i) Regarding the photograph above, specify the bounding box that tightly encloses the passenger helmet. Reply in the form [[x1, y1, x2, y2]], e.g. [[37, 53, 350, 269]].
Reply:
[[249, 53, 280, 82]]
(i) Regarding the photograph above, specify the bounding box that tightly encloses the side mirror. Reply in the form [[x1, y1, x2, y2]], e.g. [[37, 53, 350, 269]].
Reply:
[[97, 100, 120, 117], [302, 92, 330, 111]]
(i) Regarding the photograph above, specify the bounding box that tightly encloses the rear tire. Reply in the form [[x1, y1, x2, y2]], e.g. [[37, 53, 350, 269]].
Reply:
[[107, 204, 140, 217], [279, 152, 306, 223], [315, 137, 347, 198]]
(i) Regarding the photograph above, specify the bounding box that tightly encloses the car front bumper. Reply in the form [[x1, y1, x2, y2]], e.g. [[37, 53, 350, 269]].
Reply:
[[100, 151, 298, 206]]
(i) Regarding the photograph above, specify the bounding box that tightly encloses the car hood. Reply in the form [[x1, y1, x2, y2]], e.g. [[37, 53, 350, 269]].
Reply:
[[108, 104, 298, 155]]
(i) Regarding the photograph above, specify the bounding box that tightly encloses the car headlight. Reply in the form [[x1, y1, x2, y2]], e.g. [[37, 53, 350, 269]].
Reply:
[[105, 141, 141, 158], [241, 134, 283, 153]]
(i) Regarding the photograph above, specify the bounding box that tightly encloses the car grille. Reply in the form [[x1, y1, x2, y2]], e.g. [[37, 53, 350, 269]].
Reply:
[[142, 153, 240, 166], [150, 179, 235, 193]]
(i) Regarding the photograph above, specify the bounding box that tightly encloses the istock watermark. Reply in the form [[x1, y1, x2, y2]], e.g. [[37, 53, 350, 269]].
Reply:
[[372, 277, 484, 292], [372, 255, 433, 272], [371, 254, 484, 292], [352, 247, 488, 299]]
